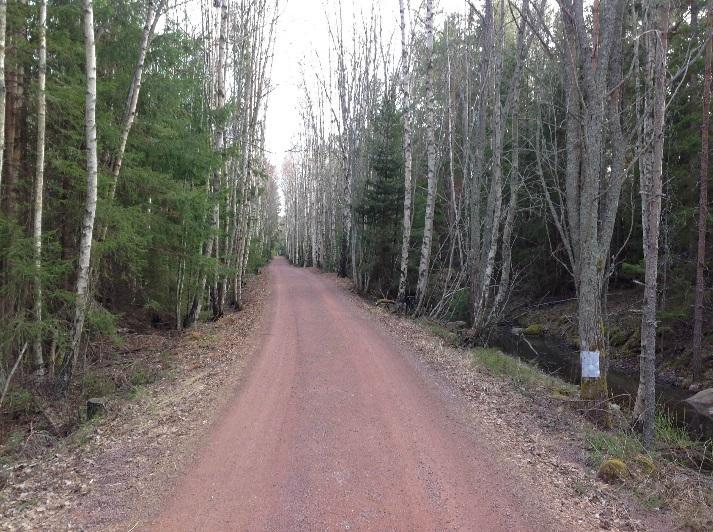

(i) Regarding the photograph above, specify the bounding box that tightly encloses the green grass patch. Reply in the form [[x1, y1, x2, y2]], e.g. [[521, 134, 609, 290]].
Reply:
[[420, 319, 459, 345], [83, 370, 117, 398], [586, 429, 644, 466], [656, 412, 694, 449], [470, 347, 575, 396]]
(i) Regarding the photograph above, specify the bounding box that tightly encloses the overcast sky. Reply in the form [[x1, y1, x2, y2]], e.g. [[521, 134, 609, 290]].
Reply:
[[264, 0, 467, 169], [181, 0, 468, 171]]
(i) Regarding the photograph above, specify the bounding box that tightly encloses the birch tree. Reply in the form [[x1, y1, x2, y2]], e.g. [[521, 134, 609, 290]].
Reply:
[[32, 0, 47, 376], [106, 0, 168, 202], [57, 0, 99, 391], [396, 0, 413, 306], [414, 0, 436, 315]]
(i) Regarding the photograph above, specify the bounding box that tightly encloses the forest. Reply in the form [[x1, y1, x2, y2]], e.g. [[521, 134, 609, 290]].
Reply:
[[283, 0, 713, 449], [0, 0, 280, 413], [1, 0, 713, 529]]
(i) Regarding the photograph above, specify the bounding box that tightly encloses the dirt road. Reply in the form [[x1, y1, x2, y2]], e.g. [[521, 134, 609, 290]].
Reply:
[[152, 257, 550, 531]]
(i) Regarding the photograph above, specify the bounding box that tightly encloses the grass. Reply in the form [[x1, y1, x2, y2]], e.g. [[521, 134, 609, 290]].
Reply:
[[586, 428, 645, 466], [470, 347, 576, 396], [419, 319, 459, 345]]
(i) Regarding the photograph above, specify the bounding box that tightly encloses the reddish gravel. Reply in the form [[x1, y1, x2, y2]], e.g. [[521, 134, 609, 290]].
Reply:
[[151, 257, 553, 530]]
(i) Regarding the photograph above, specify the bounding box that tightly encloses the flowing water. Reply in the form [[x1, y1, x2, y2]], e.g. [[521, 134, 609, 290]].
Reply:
[[492, 329, 713, 441]]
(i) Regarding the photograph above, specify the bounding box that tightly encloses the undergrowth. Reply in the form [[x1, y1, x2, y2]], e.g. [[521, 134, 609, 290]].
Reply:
[[470, 347, 576, 397]]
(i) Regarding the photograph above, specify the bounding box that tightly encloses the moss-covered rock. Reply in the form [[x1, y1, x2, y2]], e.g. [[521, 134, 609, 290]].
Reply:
[[524, 324, 545, 336], [634, 453, 655, 475], [597, 458, 629, 483]]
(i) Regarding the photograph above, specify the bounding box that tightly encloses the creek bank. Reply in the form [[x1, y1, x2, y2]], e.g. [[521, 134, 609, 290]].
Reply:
[[491, 328, 713, 441]]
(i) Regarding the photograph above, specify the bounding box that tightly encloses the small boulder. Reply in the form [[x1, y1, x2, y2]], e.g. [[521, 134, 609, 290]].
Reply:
[[597, 458, 629, 483], [87, 398, 107, 420], [634, 453, 655, 475], [685, 388, 713, 417]]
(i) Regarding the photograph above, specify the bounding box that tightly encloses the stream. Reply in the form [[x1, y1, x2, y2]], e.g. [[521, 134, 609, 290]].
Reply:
[[492, 329, 713, 441]]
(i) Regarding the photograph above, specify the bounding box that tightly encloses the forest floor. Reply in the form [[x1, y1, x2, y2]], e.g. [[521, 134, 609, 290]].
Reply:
[[1, 258, 709, 530], [0, 272, 270, 530]]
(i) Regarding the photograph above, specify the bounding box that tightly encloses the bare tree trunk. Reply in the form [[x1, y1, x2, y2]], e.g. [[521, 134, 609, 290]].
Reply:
[[0, 1, 6, 193], [396, 0, 413, 306], [185, 0, 228, 326], [57, 0, 99, 392], [414, 0, 436, 315], [693, 0, 712, 383], [32, 0, 47, 376], [554, 0, 626, 404], [635, 0, 669, 449], [210, 0, 228, 320], [106, 0, 166, 202]]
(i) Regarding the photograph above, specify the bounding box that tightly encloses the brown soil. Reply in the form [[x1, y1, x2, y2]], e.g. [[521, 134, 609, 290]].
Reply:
[[1, 259, 685, 530], [0, 271, 270, 531], [151, 257, 550, 530]]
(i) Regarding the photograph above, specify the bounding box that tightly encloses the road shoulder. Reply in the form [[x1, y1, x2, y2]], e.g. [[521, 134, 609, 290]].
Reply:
[[0, 271, 273, 531]]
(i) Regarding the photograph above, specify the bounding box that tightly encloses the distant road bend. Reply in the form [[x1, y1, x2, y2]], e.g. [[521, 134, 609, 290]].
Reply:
[[153, 257, 548, 531]]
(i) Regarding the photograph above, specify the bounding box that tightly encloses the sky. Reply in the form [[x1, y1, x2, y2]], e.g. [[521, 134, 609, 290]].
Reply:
[[181, 0, 468, 171], [264, 0, 467, 170]]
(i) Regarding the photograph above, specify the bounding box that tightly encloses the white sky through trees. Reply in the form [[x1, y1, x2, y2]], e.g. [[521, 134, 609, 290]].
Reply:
[[267, 0, 465, 169], [182, 0, 466, 172]]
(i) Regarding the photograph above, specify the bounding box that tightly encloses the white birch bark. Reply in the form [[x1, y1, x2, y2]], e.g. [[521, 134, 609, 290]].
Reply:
[[58, 0, 99, 391], [107, 0, 166, 202], [396, 0, 413, 306], [414, 0, 436, 315], [32, 0, 48, 375]]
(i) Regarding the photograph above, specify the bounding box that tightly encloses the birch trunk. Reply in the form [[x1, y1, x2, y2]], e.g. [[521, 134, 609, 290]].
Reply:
[[396, 0, 413, 306], [32, 0, 47, 376], [210, 0, 228, 320], [57, 0, 98, 392], [414, 0, 436, 314], [106, 0, 165, 202], [185, 0, 228, 326]]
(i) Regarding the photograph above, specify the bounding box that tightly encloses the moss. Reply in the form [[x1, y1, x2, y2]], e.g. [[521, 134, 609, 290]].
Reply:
[[523, 324, 544, 336], [622, 328, 641, 356], [597, 458, 629, 483], [634, 453, 655, 475]]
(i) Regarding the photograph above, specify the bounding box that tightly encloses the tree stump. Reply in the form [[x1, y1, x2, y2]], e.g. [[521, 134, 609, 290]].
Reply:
[[87, 398, 107, 420]]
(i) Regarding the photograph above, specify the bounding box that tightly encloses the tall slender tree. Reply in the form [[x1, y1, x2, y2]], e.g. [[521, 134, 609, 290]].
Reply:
[[414, 0, 436, 314], [635, 0, 670, 448], [57, 0, 99, 392], [396, 0, 413, 307], [32, 0, 48, 376], [693, 0, 712, 384]]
